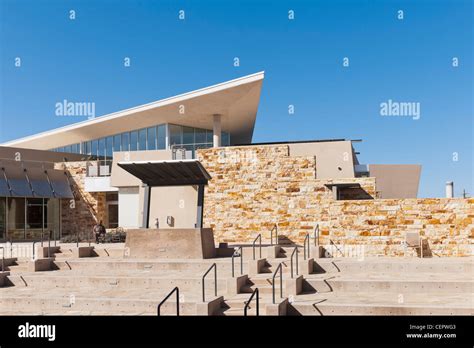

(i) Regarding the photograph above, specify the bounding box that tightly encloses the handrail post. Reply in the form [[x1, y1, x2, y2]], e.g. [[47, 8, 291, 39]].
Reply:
[[41, 232, 44, 247], [270, 224, 278, 246], [48, 231, 51, 258], [9, 238, 13, 258], [272, 262, 283, 304], [290, 246, 299, 278], [157, 287, 180, 316], [252, 234, 261, 260], [315, 224, 319, 247], [76, 230, 79, 248], [244, 288, 260, 316], [202, 263, 217, 302], [303, 233, 310, 260], [231, 246, 243, 278], [32, 241, 36, 260], [1, 247, 4, 272]]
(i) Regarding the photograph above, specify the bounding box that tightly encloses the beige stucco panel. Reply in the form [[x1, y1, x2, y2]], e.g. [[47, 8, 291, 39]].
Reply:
[[288, 141, 355, 179], [369, 164, 421, 199]]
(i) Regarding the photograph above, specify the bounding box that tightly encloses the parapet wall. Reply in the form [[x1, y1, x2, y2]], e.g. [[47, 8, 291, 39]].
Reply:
[[198, 145, 473, 257]]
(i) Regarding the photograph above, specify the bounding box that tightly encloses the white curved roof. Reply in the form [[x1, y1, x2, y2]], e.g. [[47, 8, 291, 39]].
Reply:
[[2, 72, 264, 150]]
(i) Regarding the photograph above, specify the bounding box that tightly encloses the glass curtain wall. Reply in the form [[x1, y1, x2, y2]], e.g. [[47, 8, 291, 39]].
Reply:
[[2, 197, 61, 241]]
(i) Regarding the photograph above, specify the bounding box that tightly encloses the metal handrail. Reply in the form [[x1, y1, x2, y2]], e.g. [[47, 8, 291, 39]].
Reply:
[[330, 239, 345, 257], [202, 263, 217, 302], [47, 231, 51, 258], [9, 238, 13, 258], [272, 262, 283, 304], [303, 233, 310, 260], [314, 224, 320, 247], [41, 232, 44, 247], [252, 234, 262, 260], [270, 224, 278, 246], [290, 247, 299, 278], [157, 287, 180, 316], [244, 288, 260, 316], [231, 246, 243, 278], [32, 241, 37, 260], [76, 230, 79, 248], [0, 247, 4, 272]]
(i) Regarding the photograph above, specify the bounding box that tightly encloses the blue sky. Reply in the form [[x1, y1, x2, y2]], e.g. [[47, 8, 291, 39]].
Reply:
[[0, 0, 472, 198]]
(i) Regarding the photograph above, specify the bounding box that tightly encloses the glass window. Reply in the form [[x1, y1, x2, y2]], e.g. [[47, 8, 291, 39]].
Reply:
[[169, 124, 182, 146], [91, 140, 98, 157], [84, 141, 91, 155], [7, 197, 25, 240], [206, 130, 213, 144], [25, 198, 43, 239], [138, 129, 147, 150], [122, 132, 130, 152], [130, 131, 138, 151], [0, 197, 5, 240], [147, 127, 156, 150], [182, 126, 194, 144], [74, 143, 80, 153], [114, 135, 121, 152], [222, 132, 230, 146], [157, 125, 166, 149], [98, 138, 106, 159], [195, 128, 206, 144], [106, 136, 113, 158]]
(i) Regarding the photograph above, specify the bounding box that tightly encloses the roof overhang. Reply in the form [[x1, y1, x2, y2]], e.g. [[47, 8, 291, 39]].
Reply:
[[117, 160, 211, 186], [2, 72, 264, 150]]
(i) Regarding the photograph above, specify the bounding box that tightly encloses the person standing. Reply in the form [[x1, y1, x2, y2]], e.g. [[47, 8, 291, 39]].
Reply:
[[93, 220, 106, 243]]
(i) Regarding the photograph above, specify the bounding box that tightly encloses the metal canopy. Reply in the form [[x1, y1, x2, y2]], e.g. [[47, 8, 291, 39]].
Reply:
[[117, 160, 212, 187], [324, 183, 361, 189], [0, 160, 73, 198]]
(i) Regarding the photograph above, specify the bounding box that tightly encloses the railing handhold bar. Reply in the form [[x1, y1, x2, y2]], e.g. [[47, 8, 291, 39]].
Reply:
[[244, 288, 259, 316], [290, 246, 298, 278], [231, 246, 243, 278], [272, 262, 283, 304], [157, 287, 180, 316], [202, 263, 217, 302], [303, 233, 310, 260], [314, 224, 320, 247], [252, 234, 262, 260], [270, 224, 278, 246]]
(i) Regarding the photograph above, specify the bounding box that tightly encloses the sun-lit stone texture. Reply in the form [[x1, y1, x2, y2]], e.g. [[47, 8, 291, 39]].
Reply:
[[55, 162, 107, 239], [198, 145, 473, 257]]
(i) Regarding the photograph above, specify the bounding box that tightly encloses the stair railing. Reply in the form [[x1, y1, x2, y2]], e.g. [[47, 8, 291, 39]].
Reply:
[[202, 263, 217, 302], [76, 230, 79, 248], [270, 224, 278, 246], [157, 287, 180, 316], [252, 234, 262, 260], [0, 246, 4, 272], [330, 239, 345, 257], [32, 241, 37, 260], [314, 224, 320, 247], [231, 246, 243, 278], [47, 231, 51, 258], [272, 262, 283, 304], [244, 288, 260, 316], [9, 238, 13, 258], [303, 233, 310, 260], [290, 247, 299, 278]]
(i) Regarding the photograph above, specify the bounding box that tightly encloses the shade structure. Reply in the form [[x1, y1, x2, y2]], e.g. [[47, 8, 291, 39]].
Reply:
[[0, 160, 73, 198], [117, 160, 212, 187]]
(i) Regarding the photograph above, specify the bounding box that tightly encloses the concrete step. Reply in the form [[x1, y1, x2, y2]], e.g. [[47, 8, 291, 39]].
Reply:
[[4, 273, 229, 294], [304, 277, 473, 294], [311, 258, 473, 274]]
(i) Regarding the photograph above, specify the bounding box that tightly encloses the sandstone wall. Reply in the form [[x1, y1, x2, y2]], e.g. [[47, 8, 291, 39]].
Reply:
[[55, 162, 107, 239], [198, 145, 473, 257]]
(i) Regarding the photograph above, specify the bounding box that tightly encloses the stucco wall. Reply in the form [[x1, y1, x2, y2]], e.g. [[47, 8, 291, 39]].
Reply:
[[198, 145, 473, 257]]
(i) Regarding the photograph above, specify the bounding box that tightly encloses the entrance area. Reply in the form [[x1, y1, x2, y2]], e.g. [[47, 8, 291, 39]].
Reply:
[[0, 197, 61, 241]]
